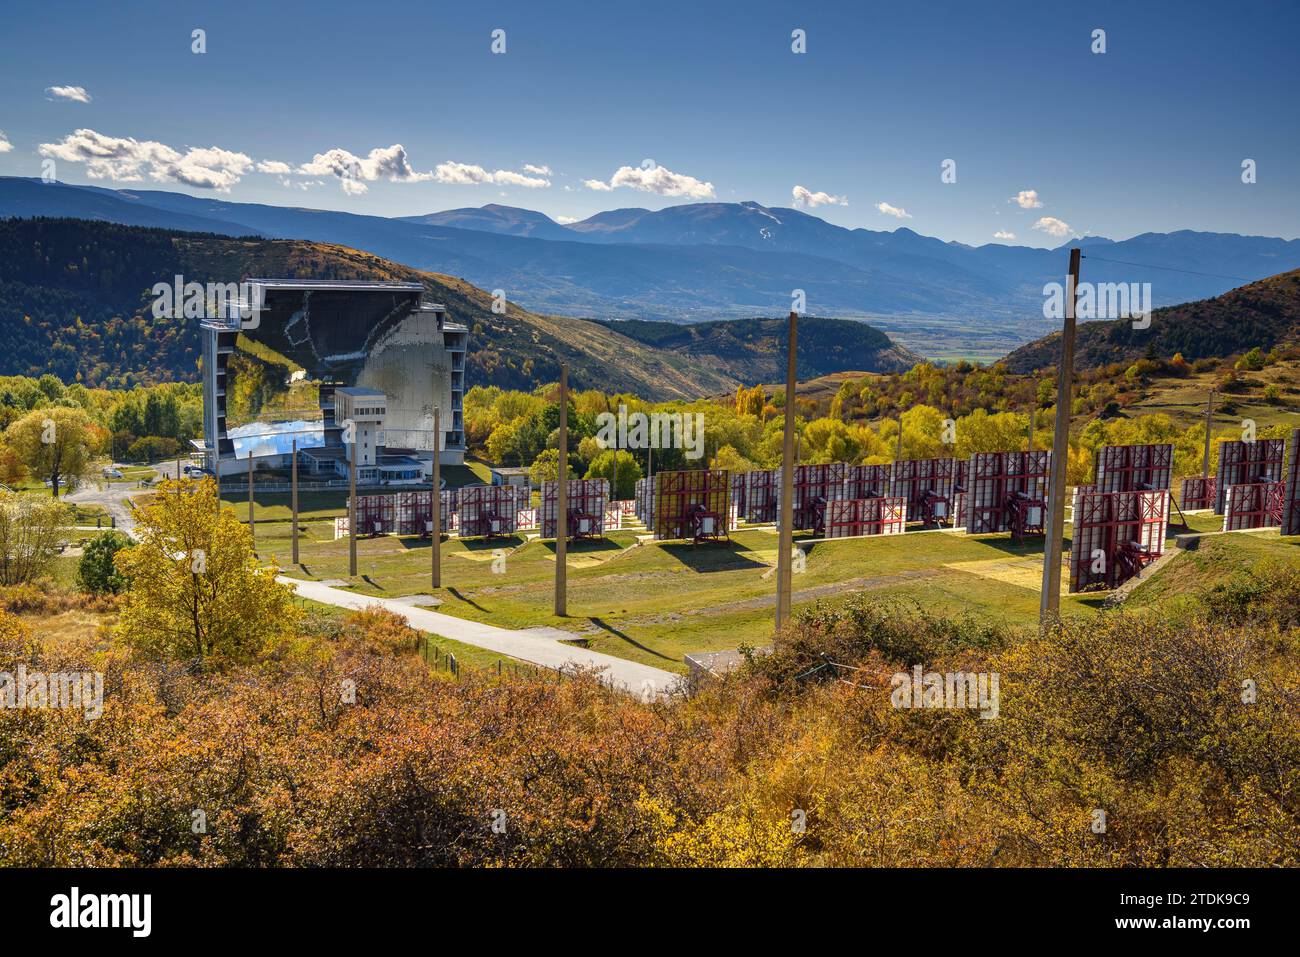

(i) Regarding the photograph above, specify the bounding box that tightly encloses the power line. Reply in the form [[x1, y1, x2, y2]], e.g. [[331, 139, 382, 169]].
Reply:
[[1080, 253, 1253, 284]]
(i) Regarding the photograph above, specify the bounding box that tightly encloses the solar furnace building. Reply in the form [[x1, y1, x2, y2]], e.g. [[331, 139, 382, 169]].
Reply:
[[199, 280, 468, 478]]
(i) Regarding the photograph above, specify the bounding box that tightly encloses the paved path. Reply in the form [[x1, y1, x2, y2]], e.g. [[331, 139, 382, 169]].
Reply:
[[66, 481, 144, 539], [279, 577, 681, 698]]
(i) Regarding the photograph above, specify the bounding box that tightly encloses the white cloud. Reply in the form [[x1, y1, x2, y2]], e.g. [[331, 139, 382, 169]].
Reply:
[[298, 144, 434, 194], [556, 215, 579, 224], [522, 163, 551, 176], [993, 230, 1016, 240], [585, 163, 715, 199], [38, 128, 251, 190], [434, 161, 549, 188], [0, 131, 12, 153], [1032, 216, 1072, 238], [46, 85, 91, 103], [792, 185, 846, 207], [491, 169, 550, 188], [278, 177, 321, 190], [1013, 189, 1043, 209], [875, 201, 912, 219], [434, 161, 493, 186], [256, 160, 292, 174]]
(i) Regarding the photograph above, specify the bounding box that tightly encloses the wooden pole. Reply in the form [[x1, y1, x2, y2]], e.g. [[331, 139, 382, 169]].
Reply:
[[1039, 248, 1080, 622], [896, 415, 904, 462], [555, 366, 569, 617], [776, 311, 798, 630], [1202, 389, 1214, 477], [348, 436, 358, 578], [291, 439, 299, 565], [432, 407, 441, 589], [247, 452, 254, 545], [1028, 407, 1035, 452]]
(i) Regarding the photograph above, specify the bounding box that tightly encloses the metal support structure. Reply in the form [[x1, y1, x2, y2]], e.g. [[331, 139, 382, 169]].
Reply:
[[291, 439, 299, 565], [432, 407, 441, 588], [1040, 248, 1080, 621], [555, 365, 568, 617], [776, 311, 797, 629]]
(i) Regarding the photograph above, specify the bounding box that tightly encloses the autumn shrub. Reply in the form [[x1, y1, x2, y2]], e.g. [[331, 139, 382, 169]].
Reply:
[[1200, 560, 1300, 631], [0, 561, 1296, 868], [0, 579, 117, 615]]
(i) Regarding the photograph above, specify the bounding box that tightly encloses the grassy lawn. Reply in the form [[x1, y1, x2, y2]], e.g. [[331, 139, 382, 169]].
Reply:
[[222, 489, 351, 522], [1125, 530, 1300, 617], [219, 461, 495, 522], [67, 502, 112, 525], [252, 495, 1275, 673]]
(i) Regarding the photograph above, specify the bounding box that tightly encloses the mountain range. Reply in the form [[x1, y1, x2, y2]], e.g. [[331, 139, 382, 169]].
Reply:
[[0, 217, 917, 396], [4, 176, 1300, 357]]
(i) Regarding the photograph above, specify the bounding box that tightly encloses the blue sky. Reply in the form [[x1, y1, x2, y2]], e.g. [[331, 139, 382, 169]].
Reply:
[[0, 0, 1296, 246]]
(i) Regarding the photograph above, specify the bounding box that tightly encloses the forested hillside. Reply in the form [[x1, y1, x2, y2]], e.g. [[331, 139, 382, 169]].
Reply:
[[1004, 269, 1300, 373], [0, 217, 915, 396]]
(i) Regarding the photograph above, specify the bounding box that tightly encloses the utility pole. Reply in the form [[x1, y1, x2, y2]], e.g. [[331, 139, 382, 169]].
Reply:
[[896, 415, 904, 462], [348, 438, 358, 578], [776, 311, 798, 630], [247, 452, 255, 545], [555, 365, 569, 617], [1202, 389, 1215, 477], [432, 407, 441, 589], [1039, 248, 1080, 622], [291, 439, 299, 565], [1028, 407, 1035, 452]]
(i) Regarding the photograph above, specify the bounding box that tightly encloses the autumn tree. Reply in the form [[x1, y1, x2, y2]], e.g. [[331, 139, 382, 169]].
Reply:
[[0, 490, 68, 585], [115, 477, 300, 669], [585, 448, 643, 499], [4, 406, 99, 496]]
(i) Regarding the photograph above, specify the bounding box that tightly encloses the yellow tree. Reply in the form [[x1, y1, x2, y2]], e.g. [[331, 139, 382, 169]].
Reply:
[[115, 477, 300, 669], [4, 406, 99, 497]]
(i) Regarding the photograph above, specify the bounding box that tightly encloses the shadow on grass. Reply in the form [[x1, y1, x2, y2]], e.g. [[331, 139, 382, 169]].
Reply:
[[536, 538, 622, 556], [395, 534, 449, 551], [968, 535, 1054, 558], [446, 587, 488, 612], [459, 535, 526, 552], [589, 617, 678, 662], [658, 540, 769, 572]]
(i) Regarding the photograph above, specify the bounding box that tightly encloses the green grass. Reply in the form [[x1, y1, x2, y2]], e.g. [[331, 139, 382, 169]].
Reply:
[[222, 489, 350, 522], [67, 502, 111, 525], [219, 462, 495, 522], [255, 516, 1168, 673], [1123, 530, 1300, 618]]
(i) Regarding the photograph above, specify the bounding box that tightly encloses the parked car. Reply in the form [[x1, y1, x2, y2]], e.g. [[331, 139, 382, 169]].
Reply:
[[102, 467, 123, 479]]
